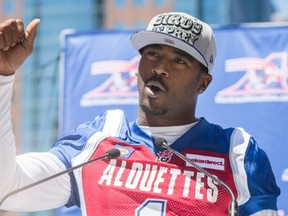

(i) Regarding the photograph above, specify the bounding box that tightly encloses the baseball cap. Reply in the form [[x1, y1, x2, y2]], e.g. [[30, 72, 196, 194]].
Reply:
[[130, 12, 216, 73]]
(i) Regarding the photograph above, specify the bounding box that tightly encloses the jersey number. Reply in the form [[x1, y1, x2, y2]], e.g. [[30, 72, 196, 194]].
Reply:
[[135, 199, 167, 216]]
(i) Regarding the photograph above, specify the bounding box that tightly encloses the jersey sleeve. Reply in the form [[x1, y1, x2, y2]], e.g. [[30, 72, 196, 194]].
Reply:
[[49, 109, 126, 208], [49, 112, 108, 207], [243, 136, 280, 215], [48, 121, 100, 208], [230, 128, 280, 216]]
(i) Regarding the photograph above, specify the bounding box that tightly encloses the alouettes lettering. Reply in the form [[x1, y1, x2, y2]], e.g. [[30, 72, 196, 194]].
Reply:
[[98, 159, 219, 202]]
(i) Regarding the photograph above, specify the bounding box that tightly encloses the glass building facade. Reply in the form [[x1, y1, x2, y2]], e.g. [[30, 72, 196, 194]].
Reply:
[[17, 1, 102, 215], [21, 0, 102, 154]]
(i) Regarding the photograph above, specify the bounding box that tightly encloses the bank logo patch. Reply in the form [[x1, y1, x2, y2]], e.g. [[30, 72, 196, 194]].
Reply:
[[215, 52, 288, 103], [186, 154, 225, 171], [114, 144, 134, 159]]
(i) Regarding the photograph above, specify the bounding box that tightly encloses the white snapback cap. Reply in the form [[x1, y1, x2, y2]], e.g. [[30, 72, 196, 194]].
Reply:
[[130, 12, 216, 73]]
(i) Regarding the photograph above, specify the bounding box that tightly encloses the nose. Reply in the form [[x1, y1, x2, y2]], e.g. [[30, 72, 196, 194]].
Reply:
[[152, 58, 170, 77]]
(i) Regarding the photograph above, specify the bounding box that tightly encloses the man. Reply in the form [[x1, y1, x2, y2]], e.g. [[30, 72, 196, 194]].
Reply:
[[0, 12, 280, 216]]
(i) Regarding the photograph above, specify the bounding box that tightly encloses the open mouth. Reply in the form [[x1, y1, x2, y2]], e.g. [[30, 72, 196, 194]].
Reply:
[[145, 80, 167, 98], [148, 85, 161, 92], [146, 80, 166, 93]]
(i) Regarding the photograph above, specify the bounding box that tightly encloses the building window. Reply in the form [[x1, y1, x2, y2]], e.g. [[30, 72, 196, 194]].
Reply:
[[113, 21, 126, 29], [135, 0, 145, 7], [134, 20, 146, 29], [154, 0, 165, 7], [4, 0, 15, 15], [114, 0, 126, 8]]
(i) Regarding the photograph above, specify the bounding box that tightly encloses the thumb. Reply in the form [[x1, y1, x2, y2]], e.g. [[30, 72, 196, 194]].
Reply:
[[22, 19, 40, 52]]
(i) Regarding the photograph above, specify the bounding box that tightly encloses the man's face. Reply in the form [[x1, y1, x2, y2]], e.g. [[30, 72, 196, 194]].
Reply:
[[137, 44, 211, 126]]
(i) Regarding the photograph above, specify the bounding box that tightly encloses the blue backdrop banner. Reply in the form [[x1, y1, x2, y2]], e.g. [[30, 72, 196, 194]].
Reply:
[[58, 25, 288, 215]]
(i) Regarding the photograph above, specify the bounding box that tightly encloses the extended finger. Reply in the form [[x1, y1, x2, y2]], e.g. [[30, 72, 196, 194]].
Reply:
[[21, 19, 40, 53], [25, 19, 40, 41]]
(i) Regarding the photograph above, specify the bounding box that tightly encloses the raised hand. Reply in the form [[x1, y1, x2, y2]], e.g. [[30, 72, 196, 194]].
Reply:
[[0, 18, 40, 76]]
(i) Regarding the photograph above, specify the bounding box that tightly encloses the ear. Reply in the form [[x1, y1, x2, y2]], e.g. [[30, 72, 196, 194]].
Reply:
[[198, 73, 212, 94]]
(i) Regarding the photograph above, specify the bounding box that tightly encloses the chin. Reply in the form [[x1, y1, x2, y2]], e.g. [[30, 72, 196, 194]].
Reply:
[[140, 102, 168, 116]]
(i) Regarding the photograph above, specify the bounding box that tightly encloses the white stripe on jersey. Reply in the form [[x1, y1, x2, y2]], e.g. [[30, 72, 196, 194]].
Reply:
[[229, 127, 251, 205], [71, 132, 108, 216], [102, 109, 124, 136]]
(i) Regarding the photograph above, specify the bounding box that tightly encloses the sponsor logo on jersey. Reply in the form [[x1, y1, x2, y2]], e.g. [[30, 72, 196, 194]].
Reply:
[[115, 144, 135, 159], [80, 55, 140, 107], [215, 52, 288, 103], [186, 154, 226, 171]]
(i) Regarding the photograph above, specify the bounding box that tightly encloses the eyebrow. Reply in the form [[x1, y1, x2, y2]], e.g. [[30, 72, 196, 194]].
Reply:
[[173, 49, 194, 60], [171, 48, 199, 64]]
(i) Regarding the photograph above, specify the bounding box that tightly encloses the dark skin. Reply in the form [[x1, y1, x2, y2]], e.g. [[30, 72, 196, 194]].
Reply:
[[0, 19, 40, 75], [137, 44, 212, 127]]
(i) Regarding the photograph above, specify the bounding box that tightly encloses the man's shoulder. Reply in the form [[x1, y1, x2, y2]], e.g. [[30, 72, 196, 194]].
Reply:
[[200, 117, 251, 137]]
